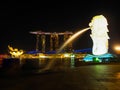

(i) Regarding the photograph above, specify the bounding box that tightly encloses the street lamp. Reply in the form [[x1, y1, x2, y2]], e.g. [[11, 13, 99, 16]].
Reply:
[[114, 45, 120, 54]]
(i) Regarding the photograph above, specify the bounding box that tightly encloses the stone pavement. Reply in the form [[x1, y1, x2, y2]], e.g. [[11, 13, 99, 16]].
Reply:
[[0, 64, 120, 90]]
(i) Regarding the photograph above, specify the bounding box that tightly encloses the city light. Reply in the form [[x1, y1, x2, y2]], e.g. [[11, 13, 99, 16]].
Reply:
[[8, 45, 24, 58], [114, 45, 120, 54], [114, 46, 120, 51]]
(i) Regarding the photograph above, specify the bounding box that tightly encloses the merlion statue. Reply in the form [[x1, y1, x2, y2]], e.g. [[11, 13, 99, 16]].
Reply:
[[89, 15, 110, 55]]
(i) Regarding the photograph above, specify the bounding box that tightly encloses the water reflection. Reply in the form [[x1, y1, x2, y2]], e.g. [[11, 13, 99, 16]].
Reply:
[[38, 57, 76, 69], [21, 56, 76, 71], [71, 57, 75, 68], [115, 72, 120, 79]]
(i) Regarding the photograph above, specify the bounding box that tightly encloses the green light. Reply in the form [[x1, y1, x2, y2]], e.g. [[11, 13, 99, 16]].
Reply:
[[71, 54, 75, 58], [93, 57, 101, 62]]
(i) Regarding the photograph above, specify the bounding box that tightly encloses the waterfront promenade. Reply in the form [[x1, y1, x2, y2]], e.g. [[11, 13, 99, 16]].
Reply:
[[1, 63, 120, 90]]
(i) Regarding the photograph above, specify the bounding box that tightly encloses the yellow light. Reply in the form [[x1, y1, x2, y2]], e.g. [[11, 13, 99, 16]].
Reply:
[[8, 45, 24, 58], [39, 55, 46, 58], [114, 46, 120, 51], [64, 53, 70, 57], [113, 45, 120, 54]]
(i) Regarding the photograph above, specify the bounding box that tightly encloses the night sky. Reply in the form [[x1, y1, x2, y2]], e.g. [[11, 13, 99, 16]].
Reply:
[[0, 1, 119, 53]]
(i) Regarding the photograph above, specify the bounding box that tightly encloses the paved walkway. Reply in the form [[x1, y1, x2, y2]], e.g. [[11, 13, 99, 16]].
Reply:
[[1, 64, 120, 90]]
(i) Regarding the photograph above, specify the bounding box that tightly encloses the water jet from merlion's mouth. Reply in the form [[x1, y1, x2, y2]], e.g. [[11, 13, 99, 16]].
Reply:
[[42, 27, 90, 71], [57, 27, 90, 53]]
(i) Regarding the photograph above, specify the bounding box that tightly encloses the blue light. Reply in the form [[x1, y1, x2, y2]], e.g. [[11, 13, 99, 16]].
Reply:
[[83, 53, 114, 62]]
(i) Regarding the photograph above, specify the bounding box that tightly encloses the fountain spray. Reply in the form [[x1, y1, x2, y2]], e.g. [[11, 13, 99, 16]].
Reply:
[[57, 27, 90, 53], [42, 27, 90, 71]]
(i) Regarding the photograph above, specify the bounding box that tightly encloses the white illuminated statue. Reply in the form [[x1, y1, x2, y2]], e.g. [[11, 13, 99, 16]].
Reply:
[[89, 15, 110, 55]]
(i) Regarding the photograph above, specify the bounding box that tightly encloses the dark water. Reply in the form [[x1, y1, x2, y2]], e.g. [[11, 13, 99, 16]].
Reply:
[[0, 57, 76, 75], [1, 60, 120, 90], [0, 57, 119, 76]]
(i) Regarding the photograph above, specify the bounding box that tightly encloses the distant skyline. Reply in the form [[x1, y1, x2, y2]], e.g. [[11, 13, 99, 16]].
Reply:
[[0, 1, 119, 53]]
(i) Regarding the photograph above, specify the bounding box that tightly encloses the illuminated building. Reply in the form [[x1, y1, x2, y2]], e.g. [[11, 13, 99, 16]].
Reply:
[[30, 31, 73, 53]]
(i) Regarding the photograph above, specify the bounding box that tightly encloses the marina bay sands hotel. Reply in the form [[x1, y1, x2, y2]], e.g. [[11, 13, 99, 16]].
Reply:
[[30, 31, 73, 53]]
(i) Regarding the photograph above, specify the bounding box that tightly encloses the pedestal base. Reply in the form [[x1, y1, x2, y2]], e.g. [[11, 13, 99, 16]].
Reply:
[[83, 53, 115, 62]]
